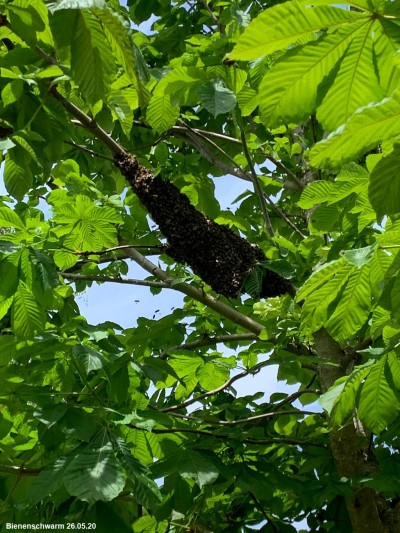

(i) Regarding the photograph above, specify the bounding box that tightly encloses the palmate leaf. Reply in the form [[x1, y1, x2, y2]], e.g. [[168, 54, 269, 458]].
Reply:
[[259, 24, 361, 128], [317, 20, 384, 130], [309, 90, 400, 168], [70, 10, 116, 104], [64, 441, 125, 504], [230, 1, 366, 59]]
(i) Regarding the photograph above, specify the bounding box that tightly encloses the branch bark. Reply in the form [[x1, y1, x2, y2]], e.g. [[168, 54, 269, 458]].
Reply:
[[313, 329, 393, 533]]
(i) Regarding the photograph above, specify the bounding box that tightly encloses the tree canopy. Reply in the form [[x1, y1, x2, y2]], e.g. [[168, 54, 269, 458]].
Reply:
[[1, 0, 400, 531]]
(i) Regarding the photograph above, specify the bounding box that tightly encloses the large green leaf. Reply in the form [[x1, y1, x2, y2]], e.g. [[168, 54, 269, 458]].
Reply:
[[259, 24, 361, 127], [326, 264, 371, 341], [317, 21, 383, 130], [146, 94, 180, 133], [369, 150, 400, 217], [11, 281, 46, 338], [3, 151, 32, 201], [93, 7, 144, 105], [330, 363, 373, 424], [230, 1, 366, 59], [300, 261, 354, 336], [64, 441, 125, 503], [114, 437, 162, 510], [357, 355, 400, 433], [47, 0, 106, 11], [70, 10, 116, 104], [198, 80, 237, 117], [309, 91, 400, 168]]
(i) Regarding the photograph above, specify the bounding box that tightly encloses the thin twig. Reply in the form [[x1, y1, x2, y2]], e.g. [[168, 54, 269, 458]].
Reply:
[[64, 244, 166, 256], [249, 492, 279, 532], [198, 0, 221, 29], [274, 388, 321, 411], [64, 140, 114, 161], [164, 409, 321, 425], [240, 130, 274, 236], [264, 196, 307, 238], [60, 272, 169, 289], [125, 248, 265, 335], [128, 424, 326, 447], [0, 465, 42, 476], [159, 359, 272, 412], [161, 333, 258, 355]]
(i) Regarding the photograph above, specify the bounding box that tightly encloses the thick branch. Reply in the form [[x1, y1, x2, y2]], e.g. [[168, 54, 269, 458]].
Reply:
[[125, 248, 265, 335], [50, 88, 127, 158], [314, 329, 388, 533]]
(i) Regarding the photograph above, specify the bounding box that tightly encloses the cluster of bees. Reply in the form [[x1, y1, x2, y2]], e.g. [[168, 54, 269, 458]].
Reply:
[[115, 154, 291, 299]]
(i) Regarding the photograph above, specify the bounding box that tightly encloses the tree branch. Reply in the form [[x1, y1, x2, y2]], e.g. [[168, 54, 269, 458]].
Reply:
[[60, 272, 169, 289], [240, 129, 274, 236], [128, 424, 326, 447], [125, 247, 265, 335], [64, 140, 114, 161], [161, 332, 258, 355], [159, 359, 272, 412], [164, 409, 321, 425], [49, 87, 127, 158], [0, 465, 42, 476]]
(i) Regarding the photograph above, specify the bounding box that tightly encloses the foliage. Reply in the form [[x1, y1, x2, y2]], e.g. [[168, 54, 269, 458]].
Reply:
[[1, 0, 400, 531]]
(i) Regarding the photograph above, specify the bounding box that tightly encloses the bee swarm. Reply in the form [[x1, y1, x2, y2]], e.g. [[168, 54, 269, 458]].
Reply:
[[115, 154, 292, 298]]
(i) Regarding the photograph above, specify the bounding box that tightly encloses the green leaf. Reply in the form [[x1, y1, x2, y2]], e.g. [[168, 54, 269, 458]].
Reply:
[[11, 281, 46, 339], [326, 265, 372, 342], [29, 457, 69, 505], [259, 25, 360, 128], [1, 80, 24, 107], [93, 7, 142, 101], [71, 11, 116, 104], [73, 344, 106, 373], [341, 245, 375, 267], [47, 0, 106, 11], [369, 150, 400, 217], [198, 80, 237, 117], [4, 152, 32, 201], [300, 261, 354, 336], [0, 207, 25, 231], [309, 91, 400, 169], [230, 1, 365, 59], [114, 437, 162, 510], [146, 94, 180, 133], [331, 363, 373, 425], [197, 361, 229, 391], [316, 21, 384, 130], [64, 441, 125, 504], [298, 181, 337, 209], [358, 355, 400, 434]]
